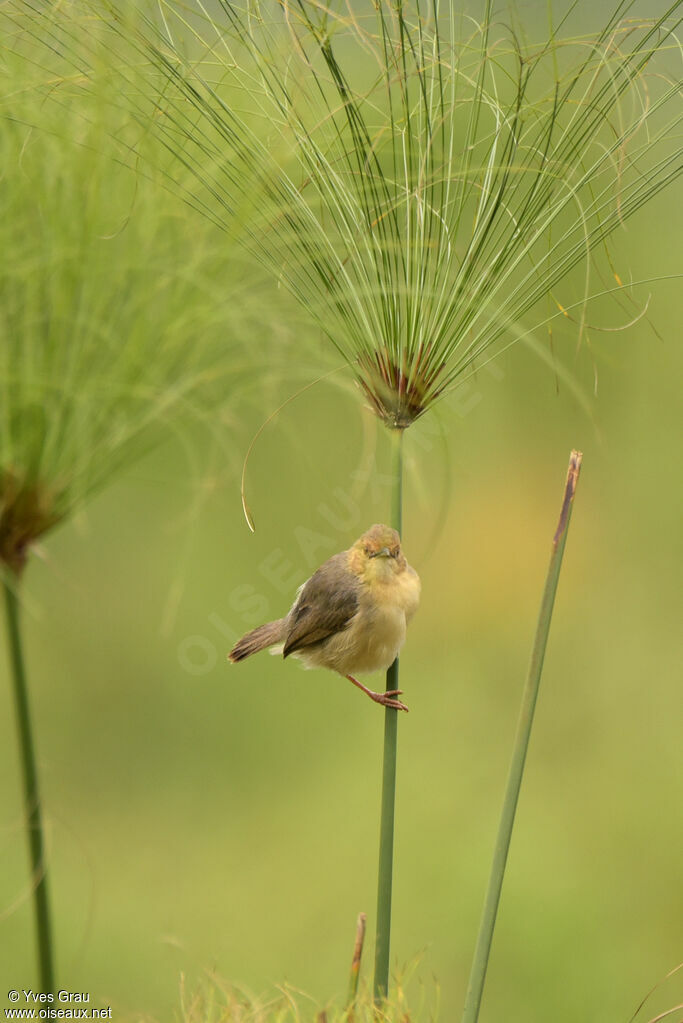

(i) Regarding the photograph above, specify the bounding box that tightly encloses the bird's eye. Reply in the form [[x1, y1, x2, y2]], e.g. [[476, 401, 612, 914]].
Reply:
[[391, 548, 399, 558]]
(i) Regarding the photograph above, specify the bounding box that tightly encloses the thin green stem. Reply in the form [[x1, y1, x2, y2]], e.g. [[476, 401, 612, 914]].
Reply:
[[373, 426, 404, 1004], [461, 450, 583, 1023], [3, 573, 55, 995]]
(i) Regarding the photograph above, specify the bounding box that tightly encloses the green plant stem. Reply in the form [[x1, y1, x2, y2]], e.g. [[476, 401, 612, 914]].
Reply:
[[3, 573, 55, 995], [461, 450, 583, 1023], [373, 426, 404, 1003]]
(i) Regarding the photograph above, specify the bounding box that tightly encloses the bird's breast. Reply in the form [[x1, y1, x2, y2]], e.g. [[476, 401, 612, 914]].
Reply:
[[341, 600, 407, 675]]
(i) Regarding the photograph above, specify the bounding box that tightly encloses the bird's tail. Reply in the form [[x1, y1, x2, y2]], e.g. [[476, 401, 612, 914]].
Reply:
[[228, 619, 286, 663]]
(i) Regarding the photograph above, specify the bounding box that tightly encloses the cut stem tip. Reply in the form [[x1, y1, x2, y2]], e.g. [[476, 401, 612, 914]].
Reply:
[[554, 450, 582, 547], [347, 911, 367, 1009]]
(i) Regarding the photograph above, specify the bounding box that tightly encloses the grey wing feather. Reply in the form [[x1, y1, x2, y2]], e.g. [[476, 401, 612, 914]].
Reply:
[[282, 552, 359, 657]]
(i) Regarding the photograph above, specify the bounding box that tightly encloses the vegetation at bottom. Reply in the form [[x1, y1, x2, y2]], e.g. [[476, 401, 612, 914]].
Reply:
[[177, 973, 435, 1023]]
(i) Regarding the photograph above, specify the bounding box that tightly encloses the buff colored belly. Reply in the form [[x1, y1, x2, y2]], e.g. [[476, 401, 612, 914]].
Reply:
[[296, 603, 407, 677]]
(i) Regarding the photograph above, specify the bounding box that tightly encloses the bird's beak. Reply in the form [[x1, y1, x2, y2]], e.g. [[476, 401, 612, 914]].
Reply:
[[369, 546, 392, 559]]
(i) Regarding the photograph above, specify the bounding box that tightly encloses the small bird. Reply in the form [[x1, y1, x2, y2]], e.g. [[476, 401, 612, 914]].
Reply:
[[228, 523, 421, 711]]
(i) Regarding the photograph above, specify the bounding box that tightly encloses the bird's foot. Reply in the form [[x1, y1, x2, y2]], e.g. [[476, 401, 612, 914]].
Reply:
[[371, 689, 409, 712], [345, 675, 409, 712]]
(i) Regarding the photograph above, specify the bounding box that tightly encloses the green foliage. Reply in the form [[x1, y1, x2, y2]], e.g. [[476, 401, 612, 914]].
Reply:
[[0, 15, 258, 570], [0, 5, 680, 1022], [67, 0, 683, 426]]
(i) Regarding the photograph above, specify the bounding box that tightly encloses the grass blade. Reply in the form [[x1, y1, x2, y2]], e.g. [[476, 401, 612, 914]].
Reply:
[[461, 449, 583, 1023]]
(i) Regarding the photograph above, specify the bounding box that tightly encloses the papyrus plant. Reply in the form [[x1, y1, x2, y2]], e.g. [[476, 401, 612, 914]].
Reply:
[[33, 0, 682, 1007], [95, 0, 681, 427], [0, 21, 261, 989]]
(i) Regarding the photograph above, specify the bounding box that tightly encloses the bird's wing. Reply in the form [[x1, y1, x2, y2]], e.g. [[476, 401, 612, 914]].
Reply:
[[283, 552, 359, 657]]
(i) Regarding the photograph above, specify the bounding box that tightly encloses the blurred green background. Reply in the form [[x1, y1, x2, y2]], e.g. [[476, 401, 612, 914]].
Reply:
[[1, 4, 682, 1022]]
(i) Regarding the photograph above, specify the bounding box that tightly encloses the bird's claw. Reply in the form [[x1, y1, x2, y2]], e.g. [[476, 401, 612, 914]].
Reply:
[[345, 675, 409, 712], [374, 690, 409, 712]]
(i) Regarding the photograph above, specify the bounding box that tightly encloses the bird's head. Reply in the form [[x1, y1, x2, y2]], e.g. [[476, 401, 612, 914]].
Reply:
[[351, 523, 406, 578]]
